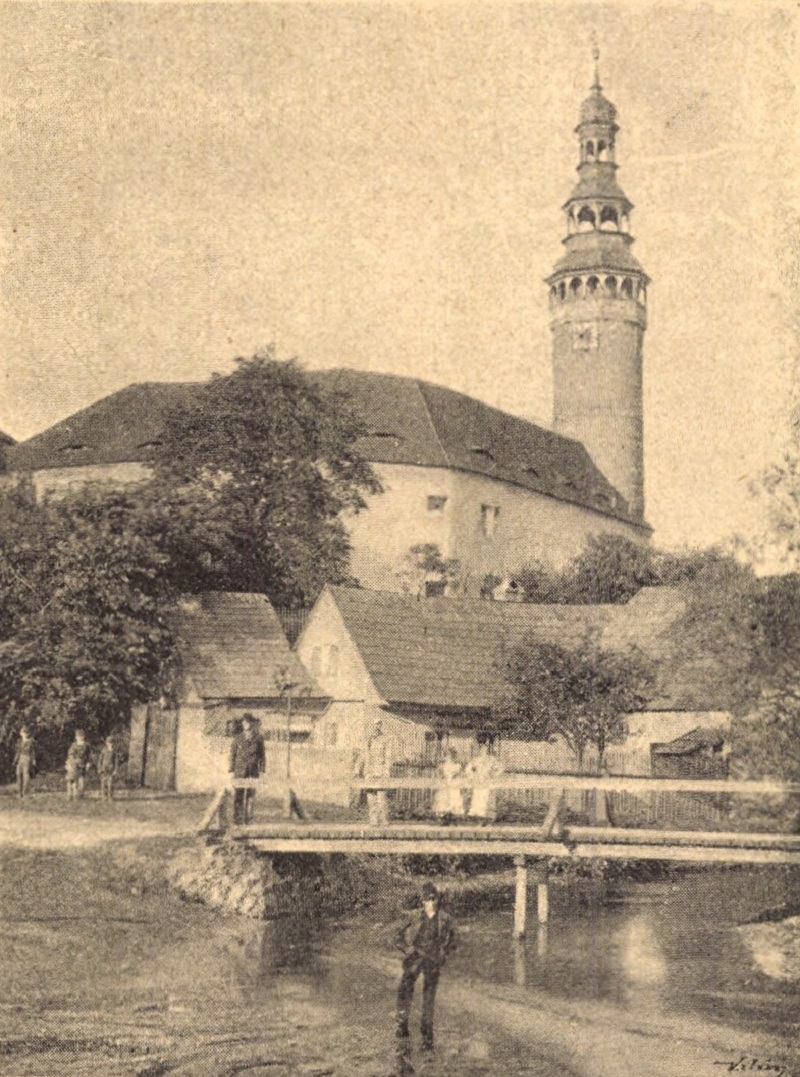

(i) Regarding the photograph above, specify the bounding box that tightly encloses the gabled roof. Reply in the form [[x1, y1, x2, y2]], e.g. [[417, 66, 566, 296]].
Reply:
[[171, 592, 322, 702], [8, 369, 645, 526], [324, 584, 723, 715]]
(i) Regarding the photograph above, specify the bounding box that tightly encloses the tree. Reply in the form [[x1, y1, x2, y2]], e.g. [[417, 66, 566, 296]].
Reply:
[[0, 483, 175, 769], [151, 349, 381, 607], [514, 533, 732, 605], [396, 544, 461, 598], [756, 451, 800, 569], [498, 628, 654, 770]]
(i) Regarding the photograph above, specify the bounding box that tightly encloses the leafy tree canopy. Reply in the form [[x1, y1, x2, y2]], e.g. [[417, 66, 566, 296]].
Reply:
[[0, 483, 175, 765], [513, 533, 734, 605], [150, 349, 381, 606], [497, 628, 654, 770]]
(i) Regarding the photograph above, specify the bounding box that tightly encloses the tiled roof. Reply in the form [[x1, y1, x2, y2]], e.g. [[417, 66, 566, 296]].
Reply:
[[8, 369, 644, 526], [651, 727, 726, 756], [171, 592, 321, 701], [548, 234, 647, 279], [327, 584, 723, 714]]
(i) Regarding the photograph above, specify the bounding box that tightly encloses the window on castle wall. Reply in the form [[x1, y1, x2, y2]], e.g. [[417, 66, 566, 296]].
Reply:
[[480, 504, 500, 537], [327, 644, 339, 679], [425, 579, 447, 598], [427, 495, 447, 513]]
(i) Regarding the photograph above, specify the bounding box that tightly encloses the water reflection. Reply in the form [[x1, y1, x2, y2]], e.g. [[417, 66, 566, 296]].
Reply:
[[615, 913, 667, 1008]]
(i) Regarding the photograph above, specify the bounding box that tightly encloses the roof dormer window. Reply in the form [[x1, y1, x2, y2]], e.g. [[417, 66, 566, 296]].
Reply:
[[471, 446, 495, 463]]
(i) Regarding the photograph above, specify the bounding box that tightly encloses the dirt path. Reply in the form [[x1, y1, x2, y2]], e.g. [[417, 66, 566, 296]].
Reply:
[[0, 809, 189, 849]]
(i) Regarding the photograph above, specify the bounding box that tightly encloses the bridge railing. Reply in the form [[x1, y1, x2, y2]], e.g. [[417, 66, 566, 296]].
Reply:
[[199, 772, 800, 835]]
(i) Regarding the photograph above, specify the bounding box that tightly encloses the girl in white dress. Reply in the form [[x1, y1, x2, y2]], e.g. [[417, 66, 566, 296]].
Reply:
[[433, 748, 465, 818], [466, 741, 503, 821]]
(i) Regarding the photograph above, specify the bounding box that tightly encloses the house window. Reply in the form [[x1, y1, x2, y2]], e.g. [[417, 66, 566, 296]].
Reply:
[[327, 644, 339, 678], [310, 647, 322, 677], [480, 504, 500, 537], [427, 495, 447, 513], [326, 723, 338, 747]]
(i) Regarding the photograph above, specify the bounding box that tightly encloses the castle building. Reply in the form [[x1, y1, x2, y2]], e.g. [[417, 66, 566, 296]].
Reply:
[[5, 66, 651, 594]]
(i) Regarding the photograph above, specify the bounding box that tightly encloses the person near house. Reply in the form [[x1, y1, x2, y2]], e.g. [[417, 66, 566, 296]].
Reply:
[[65, 729, 90, 800], [365, 718, 390, 826], [97, 735, 118, 800], [466, 740, 503, 822], [395, 881, 457, 1057], [14, 726, 36, 798], [229, 713, 266, 824], [433, 747, 465, 820]]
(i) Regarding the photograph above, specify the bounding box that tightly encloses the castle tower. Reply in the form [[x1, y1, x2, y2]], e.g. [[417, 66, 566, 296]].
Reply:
[[548, 56, 649, 519]]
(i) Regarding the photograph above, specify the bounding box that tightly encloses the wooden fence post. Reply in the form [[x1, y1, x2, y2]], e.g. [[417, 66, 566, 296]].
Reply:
[[513, 855, 528, 938]]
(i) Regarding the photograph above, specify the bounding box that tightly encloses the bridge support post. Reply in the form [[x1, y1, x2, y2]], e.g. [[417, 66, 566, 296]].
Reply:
[[534, 862, 550, 924], [513, 856, 528, 938]]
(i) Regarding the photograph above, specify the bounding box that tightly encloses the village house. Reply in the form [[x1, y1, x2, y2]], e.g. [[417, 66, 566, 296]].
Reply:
[[128, 592, 329, 794], [295, 584, 731, 783]]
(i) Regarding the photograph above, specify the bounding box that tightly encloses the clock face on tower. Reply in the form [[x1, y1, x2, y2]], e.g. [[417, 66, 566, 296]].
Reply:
[[573, 323, 598, 350]]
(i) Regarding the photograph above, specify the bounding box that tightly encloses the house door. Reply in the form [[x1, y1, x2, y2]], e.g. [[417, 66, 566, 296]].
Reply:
[[142, 704, 179, 790]]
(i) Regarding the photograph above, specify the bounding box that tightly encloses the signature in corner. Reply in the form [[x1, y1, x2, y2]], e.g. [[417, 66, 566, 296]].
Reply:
[[714, 1058, 791, 1077]]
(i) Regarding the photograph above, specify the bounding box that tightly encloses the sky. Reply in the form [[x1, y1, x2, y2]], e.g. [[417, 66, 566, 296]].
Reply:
[[1, 1, 798, 551]]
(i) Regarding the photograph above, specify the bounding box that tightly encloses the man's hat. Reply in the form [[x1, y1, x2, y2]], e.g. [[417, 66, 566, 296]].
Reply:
[[421, 881, 440, 901], [241, 712, 256, 725]]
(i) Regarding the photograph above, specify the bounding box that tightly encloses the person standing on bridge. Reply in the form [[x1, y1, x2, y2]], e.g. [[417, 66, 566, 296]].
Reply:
[[365, 718, 390, 826], [229, 714, 266, 824], [395, 881, 457, 1058]]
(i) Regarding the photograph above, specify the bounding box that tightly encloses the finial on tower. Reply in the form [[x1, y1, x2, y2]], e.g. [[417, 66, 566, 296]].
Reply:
[[590, 33, 601, 90]]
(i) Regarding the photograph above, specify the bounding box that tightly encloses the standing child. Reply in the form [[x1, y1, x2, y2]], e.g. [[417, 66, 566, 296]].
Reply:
[[13, 726, 36, 798], [65, 730, 89, 800], [97, 735, 117, 800]]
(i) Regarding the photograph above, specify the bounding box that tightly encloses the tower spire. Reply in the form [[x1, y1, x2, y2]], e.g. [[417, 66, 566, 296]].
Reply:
[[591, 34, 601, 90]]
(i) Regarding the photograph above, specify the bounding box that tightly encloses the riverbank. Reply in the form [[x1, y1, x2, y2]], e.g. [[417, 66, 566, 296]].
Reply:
[[0, 797, 798, 1077]]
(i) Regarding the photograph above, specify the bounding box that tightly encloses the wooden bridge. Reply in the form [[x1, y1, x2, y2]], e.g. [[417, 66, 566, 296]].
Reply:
[[199, 773, 800, 936]]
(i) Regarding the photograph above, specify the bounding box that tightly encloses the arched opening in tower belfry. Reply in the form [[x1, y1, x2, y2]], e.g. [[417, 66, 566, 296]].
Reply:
[[599, 205, 619, 231], [570, 277, 583, 298], [621, 277, 633, 299], [577, 205, 596, 231], [605, 276, 618, 297], [558, 281, 566, 300], [597, 140, 608, 161], [586, 276, 600, 295], [585, 140, 595, 160]]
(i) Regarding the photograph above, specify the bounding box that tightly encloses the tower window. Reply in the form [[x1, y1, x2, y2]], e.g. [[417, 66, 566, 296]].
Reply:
[[558, 281, 566, 300], [585, 140, 595, 160], [480, 504, 500, 537], [327, 644, 339, 679], [621, 278, 633, 299], [577, 205, 596, 231], [549, 285, 557, 303], [600, 206, 619, 230], [310, 647, 322, 677], [427, 495, 447, 513], [569, 277, 583, 298], [586, 276, 600, 295], [605, 276, 618, 297], [597, 140, 607, 161]]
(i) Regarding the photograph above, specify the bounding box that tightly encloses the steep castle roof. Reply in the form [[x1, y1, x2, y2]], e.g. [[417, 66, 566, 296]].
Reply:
[[8, 369, 644, 526]]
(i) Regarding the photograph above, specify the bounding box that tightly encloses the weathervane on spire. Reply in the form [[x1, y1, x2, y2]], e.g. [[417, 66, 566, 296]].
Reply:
[[590, 32, 601, 90]]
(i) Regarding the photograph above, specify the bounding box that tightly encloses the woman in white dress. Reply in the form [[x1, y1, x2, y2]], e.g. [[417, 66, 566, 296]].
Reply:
[[433, 747, 465, 819], [466, 741, 503, 821]]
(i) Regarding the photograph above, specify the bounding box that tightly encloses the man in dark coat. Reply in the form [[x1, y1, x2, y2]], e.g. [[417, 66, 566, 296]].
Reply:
[[395, 881, 457, 1056], [228, 713, 266, 823]]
